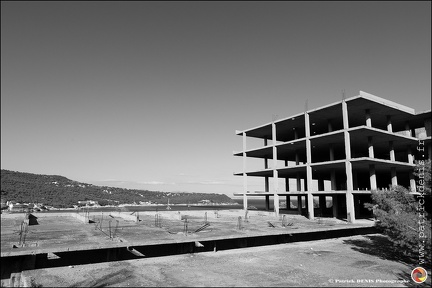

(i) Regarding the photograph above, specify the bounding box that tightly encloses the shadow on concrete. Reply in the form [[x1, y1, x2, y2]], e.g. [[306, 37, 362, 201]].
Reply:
[[342, 234, 415, 265], [28, 214, 39, 225], [71, 268, 133, 287]]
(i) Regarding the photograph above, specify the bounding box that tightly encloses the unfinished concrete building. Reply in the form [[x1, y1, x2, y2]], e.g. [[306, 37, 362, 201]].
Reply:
[[234, 91, 431, 223]]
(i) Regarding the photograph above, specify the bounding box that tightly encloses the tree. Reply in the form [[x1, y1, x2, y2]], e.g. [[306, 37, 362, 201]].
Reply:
[[413, 159, 431, 196], [365, 160, 431, 264]]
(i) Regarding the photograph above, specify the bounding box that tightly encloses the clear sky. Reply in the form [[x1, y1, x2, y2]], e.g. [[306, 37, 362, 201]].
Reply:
[[1, 2, 431, 197]]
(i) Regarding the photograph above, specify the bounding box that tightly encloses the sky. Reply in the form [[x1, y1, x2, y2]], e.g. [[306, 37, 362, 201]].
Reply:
[[1, 1, 431, 197]]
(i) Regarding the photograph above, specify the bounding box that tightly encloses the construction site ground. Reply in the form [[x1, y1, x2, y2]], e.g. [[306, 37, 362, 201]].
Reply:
[[1, 209, 428, 287]]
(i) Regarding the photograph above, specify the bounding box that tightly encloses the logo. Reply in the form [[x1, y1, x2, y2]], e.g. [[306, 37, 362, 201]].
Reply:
[[411, 267, 427, 283]]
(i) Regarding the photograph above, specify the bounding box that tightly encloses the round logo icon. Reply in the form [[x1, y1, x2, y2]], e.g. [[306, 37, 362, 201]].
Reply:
[[411, 267, 427, 283]]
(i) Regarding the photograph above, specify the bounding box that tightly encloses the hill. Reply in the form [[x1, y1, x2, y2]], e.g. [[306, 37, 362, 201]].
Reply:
[[0, 169, 236, 208]]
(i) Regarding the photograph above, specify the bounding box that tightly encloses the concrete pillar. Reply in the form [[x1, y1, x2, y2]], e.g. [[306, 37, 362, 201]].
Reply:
[[295, 151, 300, 165], [407, 145, 413, 164], [272, 122, 279, 217], [285, 178, 289, 192], [410, 172, 416, 192], [368, 136, 374, 158], [305, 112, 314, 220], [242, 132, 248, 211], [343, 100, 355, 223], [331, 169, 336, 190], [391, 167, 398, 186], [328, 119, 333, 132], [294, 128, 298, 140], [265, 177, 269, 192], [354, 195, 361, 219], [329, 144, 335, 161], [365, 109, 372, 127], [428, 144, 432, 160], [319, 196, 326, 215], [297, 195, 302, 213], [286, 195, 290, 210], [425, 118, 431, 137], [318, 177, 325, 191], [332, 195, 338, 218], [387, 115, 393, 132], [264, 139, 269, 169], [389, 141, 395, 161], [265, 195, 270, 210], [405, 121, 411, 137], [296, 172, 301, 191], [369, 164, 377, 190]]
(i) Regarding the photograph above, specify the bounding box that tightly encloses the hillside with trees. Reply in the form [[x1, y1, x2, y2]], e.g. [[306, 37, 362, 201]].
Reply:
[[0, 169, 236, 208]]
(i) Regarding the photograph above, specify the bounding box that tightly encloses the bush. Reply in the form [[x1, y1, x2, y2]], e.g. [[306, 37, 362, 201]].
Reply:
[[366, 185, 431, 263]]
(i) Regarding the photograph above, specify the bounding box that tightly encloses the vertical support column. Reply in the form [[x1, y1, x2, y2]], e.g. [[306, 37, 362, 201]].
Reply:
[[387, 115, 393, 132], [305, 112, 314, 220], [331, 169, 336, 190], [285, 178, 289, 192], [332, 195, 338, 218], [265, 195, 270, 210], [428, 143, 432, 161], [265, 177, 270, 192], [286, 195, 290, 210], [343, 100, 355, 223], [329, 144, 335, 161], [296, 172, 301, 191], [272, 122, 279, 217], [293, 128, 298, 140], [405, 121, 411, 137], [407, 145, 414, 164], [297, 195, 302, 214], [368, 136, 374, 158], [409, 172, 417, 192], [391, 167, 398, 186], [369, 164, 377, 190], [328, 119, 333, 132], [318, 177, 325, 191], [389, 141, 395, 161], [264, 139, 269, 169], [242, 132, 248, 211], [365, 109, 372, 127], [319, 196, 326, 216]]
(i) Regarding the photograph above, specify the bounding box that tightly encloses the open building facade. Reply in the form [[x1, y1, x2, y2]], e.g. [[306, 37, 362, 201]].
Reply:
[[234, 91, 431, 223]]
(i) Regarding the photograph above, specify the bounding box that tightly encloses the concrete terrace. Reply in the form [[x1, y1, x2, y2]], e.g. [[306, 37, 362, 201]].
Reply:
[[1, 210, 375, 258]]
